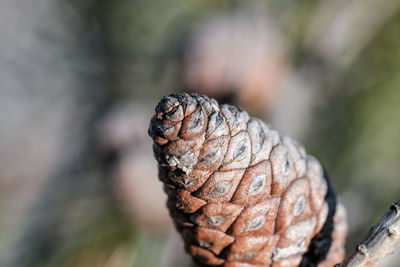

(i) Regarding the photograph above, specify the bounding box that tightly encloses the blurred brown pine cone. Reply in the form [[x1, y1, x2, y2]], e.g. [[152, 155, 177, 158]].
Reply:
[[148, 93, 347, 267], [182, 13, 288, 114]]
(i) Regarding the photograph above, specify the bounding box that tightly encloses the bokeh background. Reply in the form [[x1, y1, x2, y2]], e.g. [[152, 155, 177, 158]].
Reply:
[[1, 1, 400, 266]]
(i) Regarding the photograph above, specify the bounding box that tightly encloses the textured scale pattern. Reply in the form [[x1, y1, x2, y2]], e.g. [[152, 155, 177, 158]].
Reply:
[[148, 93, 346, 267]]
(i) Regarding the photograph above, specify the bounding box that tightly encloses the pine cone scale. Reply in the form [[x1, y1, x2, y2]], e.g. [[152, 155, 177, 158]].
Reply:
[[231, 160, 272, 206]]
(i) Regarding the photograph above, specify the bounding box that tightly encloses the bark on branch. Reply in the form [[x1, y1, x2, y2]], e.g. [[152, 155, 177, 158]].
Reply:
[[338, 200, 400, 267]]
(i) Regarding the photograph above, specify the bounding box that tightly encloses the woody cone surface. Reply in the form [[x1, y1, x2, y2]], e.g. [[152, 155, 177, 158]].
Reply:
[[148, 93, 347, 267]]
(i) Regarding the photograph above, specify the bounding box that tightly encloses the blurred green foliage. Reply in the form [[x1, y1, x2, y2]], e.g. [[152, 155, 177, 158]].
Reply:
[[308, 10, 400, 250]]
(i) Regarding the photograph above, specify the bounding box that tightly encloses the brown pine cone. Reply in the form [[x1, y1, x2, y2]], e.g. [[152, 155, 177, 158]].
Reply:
[[148, 93, 347, 267]]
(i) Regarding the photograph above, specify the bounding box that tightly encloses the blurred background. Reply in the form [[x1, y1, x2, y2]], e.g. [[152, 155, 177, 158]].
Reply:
[[1, 0, 400, 266]]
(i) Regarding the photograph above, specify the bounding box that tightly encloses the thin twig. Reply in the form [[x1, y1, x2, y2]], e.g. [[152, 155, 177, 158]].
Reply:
[[338, 200, 400, 267]]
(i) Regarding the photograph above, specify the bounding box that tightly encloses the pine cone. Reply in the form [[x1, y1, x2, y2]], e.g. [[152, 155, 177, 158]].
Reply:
[[148, 93, 347, 267]]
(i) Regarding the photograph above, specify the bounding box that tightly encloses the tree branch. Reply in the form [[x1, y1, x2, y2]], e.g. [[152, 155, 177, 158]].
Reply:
[[337, 200, 400, 267]]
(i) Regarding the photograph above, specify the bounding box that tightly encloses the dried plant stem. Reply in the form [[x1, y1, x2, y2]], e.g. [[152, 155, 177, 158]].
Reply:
[[338, 200, 400, 267]]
